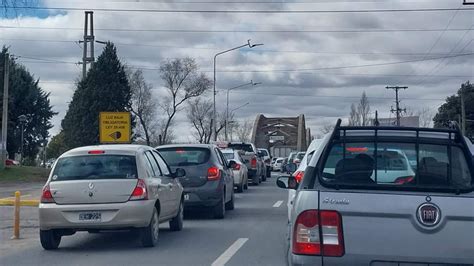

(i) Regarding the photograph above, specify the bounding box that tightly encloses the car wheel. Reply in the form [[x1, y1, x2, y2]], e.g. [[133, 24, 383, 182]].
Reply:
[[213, 192, 225, 219], [266, 167, 271, 178], [262, 172, 267, 182], [236, 181, 244, 193], [244, 179, 248, 190], [225, 190, 235, 210], [169, 201, 183, 231], [141, 206, 159, 247], [40, 229, 61, 250]]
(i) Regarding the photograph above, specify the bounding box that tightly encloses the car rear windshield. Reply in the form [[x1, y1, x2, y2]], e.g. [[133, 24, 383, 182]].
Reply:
[[51, 155, 138, 181], [320, 142, 472, 190], [222, 152, 234, 160], [158, 147, 210, 166], [228, 144, 253, 152], [259, 149, 269, 156]]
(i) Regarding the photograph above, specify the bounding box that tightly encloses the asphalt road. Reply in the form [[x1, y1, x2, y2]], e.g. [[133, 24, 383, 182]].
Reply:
[[0, 173, 289, 266]]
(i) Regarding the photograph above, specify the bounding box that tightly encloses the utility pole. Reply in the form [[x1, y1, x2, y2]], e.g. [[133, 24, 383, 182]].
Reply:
[[461, 89, 466, 135], [386, 86, 407, 126], [80, 11, 95, 79], [1, 53, 9, 169]]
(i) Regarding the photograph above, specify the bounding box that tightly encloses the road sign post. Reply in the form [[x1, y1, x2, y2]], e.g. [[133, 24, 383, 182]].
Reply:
[[99, 112, 131, 144]]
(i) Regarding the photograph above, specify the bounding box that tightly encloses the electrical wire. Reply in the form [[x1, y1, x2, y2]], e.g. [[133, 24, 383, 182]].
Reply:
[[1, 5, 473, 13]]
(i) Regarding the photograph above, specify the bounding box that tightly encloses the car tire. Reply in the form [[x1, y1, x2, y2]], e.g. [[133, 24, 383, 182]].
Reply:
[[262, 172, 267, 182], [40, 229, 61, 250], [225, 190, 235, 210], [213, 192, 225, 219], [244, 180, 248, 190], [141, 206, 159, 247], [266, 167, 271, 178], [169, 201, 183, 232], [236, 181, 244, 193]]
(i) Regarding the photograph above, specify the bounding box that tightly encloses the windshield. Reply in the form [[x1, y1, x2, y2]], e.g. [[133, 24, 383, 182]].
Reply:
[[228, 144, 253, 153], [321, 142, 472, 189], [222, 152, 234, 160], [158, 147, 210, 166], [52, 155, 137, 181], [259, 149, 269, 156]]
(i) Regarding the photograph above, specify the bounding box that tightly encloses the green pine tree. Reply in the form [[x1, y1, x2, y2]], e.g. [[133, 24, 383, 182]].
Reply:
[[0, 47, 56, 163], [62, 42, 132, 148]]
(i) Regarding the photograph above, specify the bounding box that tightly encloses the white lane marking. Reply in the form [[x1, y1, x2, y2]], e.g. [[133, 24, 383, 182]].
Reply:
[[211, 238, 249, 266], [273, 200, 284, 208]]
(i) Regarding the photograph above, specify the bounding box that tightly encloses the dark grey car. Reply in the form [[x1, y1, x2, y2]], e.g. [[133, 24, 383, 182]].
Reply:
[[157, 144, 235, 219]]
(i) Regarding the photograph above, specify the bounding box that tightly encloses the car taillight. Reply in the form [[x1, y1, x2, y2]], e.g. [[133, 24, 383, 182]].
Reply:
[[41, 184, 55, 203], [233, 163, 241, 171], [251, 157, 257, 168], [293, 210, 344, 257], [294, 171, 305, 183], [207, 166, 221, 181], [88, 150, 105, 154], [394, 176, 414, 184], [129, 179, 148, 201]]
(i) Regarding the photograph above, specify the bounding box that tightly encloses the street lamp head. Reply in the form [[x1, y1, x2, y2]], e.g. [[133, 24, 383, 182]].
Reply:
[[247, 39, 264, 48]]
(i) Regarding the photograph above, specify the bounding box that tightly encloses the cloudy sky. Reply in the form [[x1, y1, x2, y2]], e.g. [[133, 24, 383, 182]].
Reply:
[[1, 0, 473, 141]]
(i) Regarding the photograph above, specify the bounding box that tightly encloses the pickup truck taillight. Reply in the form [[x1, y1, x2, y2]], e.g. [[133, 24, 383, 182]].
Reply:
[[233, 163, 241, 171], [293, 210, 344, 257], [129, 179, 148, 201], [251, 156, 257, 169]]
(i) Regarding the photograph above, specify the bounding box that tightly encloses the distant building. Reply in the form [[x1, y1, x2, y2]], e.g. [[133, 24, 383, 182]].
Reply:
[[375, 116, 420, 127]]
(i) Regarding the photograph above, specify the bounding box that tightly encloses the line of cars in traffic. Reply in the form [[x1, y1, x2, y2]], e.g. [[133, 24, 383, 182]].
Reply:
[[38, 141, 273, 250], [276, 120, 474, 265]]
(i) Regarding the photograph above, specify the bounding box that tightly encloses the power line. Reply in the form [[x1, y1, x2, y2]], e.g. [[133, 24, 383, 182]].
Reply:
[[1, 25, 473, 33], [3, 37, 472, 57], [15, 52, 474, 73], [1, 5, 474, 13]]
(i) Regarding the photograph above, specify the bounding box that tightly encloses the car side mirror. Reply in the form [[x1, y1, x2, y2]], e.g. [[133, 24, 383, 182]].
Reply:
[[228, 160, 237, 169], [276, 175, 298, 190], [173, 168, 186, 178]]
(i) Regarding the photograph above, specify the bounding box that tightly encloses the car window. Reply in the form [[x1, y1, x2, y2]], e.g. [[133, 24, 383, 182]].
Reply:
[[158, 147, 210, 166], [259, 149, 269, 156], [215, 148, 226, 167], [228, 144, 254, 152], [51, 155, 137, 181], [153, 151, 170, 176], [144, 151, 162, 176], [222, 152, 234, 160], [320, 142, 472, 189]]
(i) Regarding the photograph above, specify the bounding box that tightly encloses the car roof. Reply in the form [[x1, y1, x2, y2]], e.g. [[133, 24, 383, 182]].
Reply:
[[60, 144, 150, 157], [157, 144, 216, 149], [220, 149, 235, 153]]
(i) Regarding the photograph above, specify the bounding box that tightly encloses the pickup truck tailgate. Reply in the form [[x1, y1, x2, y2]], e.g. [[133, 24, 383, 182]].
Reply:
[[319, 190, 474, 264]]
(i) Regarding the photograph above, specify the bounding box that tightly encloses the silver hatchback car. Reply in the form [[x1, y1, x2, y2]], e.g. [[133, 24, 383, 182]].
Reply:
[[39, 145, 185, 249]]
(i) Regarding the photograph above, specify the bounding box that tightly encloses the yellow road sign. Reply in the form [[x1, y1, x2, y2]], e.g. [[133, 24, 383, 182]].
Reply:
[[99, 112, 131, 144]]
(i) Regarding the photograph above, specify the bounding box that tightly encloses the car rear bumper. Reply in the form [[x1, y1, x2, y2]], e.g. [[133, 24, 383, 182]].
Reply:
[[182, 182, 223, 208], [289, 253, 474, 266], [39, 200, 155, 230]]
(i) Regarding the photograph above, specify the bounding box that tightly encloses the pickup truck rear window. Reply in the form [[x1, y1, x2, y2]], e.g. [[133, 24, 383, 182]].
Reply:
[[158, 147, 210, 166], [52, 155, 138, 181], [321, 142, 472, 190]]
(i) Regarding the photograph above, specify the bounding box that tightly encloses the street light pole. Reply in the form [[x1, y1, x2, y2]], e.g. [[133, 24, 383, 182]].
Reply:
[[213, 39, 263, 141], [225, 81, 260, 141]]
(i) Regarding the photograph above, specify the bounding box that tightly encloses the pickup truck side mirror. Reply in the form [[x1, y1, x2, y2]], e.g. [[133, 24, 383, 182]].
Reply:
[[276, 175, 298, 190], [173, 168, 186, 178]]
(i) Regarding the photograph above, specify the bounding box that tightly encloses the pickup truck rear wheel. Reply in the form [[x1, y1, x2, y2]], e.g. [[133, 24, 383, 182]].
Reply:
[[40, 229, 61, 250], [169, 201, 183, 231]]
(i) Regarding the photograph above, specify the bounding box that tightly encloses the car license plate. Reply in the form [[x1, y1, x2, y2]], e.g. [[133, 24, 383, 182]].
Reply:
[[79, 212, 101, 221], [184, 194, 190, 201]]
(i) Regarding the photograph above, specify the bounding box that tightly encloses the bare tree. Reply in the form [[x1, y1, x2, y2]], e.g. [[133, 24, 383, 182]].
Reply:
[[320, 123, 335, 135], [186, 98, 227, 144], [128, 69, 156, 146], [234, 120, 253, 142], [159, 58, 212, 144], [348, 91, 372, 126], [348, 103, 360, 126]]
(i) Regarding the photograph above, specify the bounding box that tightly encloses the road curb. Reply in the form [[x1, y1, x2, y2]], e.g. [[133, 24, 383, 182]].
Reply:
[[0, 199, 39, 207]]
